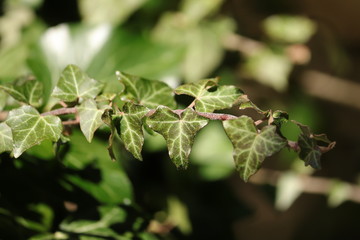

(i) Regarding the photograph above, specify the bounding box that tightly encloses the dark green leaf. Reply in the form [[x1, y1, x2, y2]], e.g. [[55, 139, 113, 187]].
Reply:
[[175, 78, 243, 112], [146, 107, 209, 168], [6, 106, 62, 158], [0, 122, 13, 153], [293, 121, 335, 169], [271, 110, 289, 127], [52, 64, 103, 102], [117, 71, 176, 108], [223, 116, 286, 181], [298, 133, 322, 169], [77, 99, 106, 142], [63, 131, 133, 204], [120, 103, 149, 160]]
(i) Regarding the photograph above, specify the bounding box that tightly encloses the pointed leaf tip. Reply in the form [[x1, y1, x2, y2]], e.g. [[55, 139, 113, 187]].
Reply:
[[0, 122, 13, 154], [146, 107, 209, 168], [119, 103, 149, 160], [52, 64, 103, 102], [117, 71, 176, 109], [223, 116, 286, 181], [77, 99, 106, 142], [6, 106, 62, 158], [175, 78, 243, 112]]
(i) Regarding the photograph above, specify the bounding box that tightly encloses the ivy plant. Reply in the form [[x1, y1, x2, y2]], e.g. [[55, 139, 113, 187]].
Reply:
[[0, 64, 335, 181]]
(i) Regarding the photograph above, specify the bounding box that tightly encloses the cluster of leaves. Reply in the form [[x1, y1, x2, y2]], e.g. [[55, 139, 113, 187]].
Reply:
[[0, 64, 335, 182]]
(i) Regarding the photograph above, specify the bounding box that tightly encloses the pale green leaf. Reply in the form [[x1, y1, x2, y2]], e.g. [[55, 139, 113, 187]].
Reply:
[[120, 103, 149, 160], [275, 172, 302, 211], [263, 15, 317, 44], [117, 71, 176, 109], [52, 64, 103, 102], [0, 78, 43, 107], [175, 78, 243, 112], [146, 107, 209, 168], [77, 99, 106, 142], [0, 122, 13, 153], [223, 116, 286, 181], [0, 90, 6, 110], [6, 106, 62, 158], [79, 0, 147, 25]]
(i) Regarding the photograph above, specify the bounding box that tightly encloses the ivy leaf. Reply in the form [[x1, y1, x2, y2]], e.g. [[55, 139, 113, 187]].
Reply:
[[0, 122, 13, 153], [0, 78, 43, 107], [223, 116, 286, 181], [52, 64, 103, 102], [146, 107, 209, 168], [293, 121, 335, 169], [77, 99, 106, 142], [119, 103, 149, 160], [239, 95, 269, 115], [175, 78, 243, 112], [298, 133, 322, 169], [117, 71, 176, 108], [6, 106, 62, 158]]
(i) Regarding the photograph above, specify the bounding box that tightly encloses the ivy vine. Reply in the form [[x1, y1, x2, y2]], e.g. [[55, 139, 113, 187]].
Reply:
[[0, 64, 335, 181]]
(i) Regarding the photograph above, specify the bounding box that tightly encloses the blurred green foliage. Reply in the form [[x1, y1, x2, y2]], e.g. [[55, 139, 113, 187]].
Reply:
[[0, 0, 337, 239]]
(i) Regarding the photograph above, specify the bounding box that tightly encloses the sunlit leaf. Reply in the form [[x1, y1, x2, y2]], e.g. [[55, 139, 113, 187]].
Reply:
[[0, 90, 6, 110], [181, 0, 224, 23], [6, 106, 62, 158], [175, 78, 243, 112], [117, 71, 176, 109], [244, 48, 292, 92], [0, 122, 13, 153], [79, 0, 147, 25], [77, 99, 106, 142], [223, 116, 286, 181], [146, 107, 209, 168], [0, 78, 43, 107], [52, 64, 103, 102], [263, 15, 317, 44], [119, 103, 149, 160], [275, 172, 302, 211]]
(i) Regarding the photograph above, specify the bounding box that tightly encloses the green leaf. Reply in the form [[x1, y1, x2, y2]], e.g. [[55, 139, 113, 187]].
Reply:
[[239, 96, 269, 115], [293, 121, 335, 169], [119, 103, 149, 160], [298, 133, 322, 169], [175, 78, 243, 112], [0, 90, 6, 110], [146, 107, 209, 168], [223, 116, 286, 181], [6, 106, 62, 158], [77, 99, 106, 142], [63, 131, 133, 204], [271, 110, 289, 127], [0, 78, 43, 107], [60, 206, 127, 235], [117, 71, 176, 109], [263, 15, 317, 44], [0, 122, 13, 153], [52, 64, 103, 102]]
